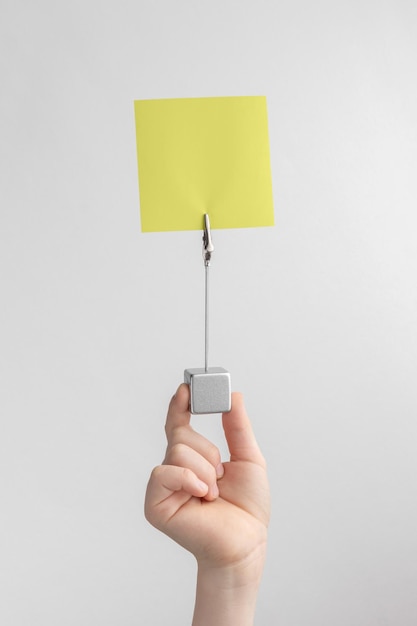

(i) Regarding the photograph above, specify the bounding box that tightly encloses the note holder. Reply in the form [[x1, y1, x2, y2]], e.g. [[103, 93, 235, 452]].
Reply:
[[184, 215, 231, 415]]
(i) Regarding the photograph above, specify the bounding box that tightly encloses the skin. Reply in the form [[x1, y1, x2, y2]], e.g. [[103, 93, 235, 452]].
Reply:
[[145, 384, 270, 626]]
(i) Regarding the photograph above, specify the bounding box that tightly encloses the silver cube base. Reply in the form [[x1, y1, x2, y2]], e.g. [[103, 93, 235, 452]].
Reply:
[[184, 367, 231, 415]]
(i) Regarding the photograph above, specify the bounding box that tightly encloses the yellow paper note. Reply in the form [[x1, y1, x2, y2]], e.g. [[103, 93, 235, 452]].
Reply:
[[134, 95, 274, 232]]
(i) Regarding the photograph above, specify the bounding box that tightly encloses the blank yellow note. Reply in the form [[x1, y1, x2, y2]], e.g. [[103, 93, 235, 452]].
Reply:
[[134, 95, 274, 232]]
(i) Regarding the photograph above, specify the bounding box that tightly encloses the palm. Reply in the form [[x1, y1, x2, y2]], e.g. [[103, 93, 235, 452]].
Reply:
[[166, 460, 269, 565]]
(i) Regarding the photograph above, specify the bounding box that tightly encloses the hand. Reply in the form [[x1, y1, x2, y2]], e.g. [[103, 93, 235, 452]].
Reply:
[[145, 384, 270, 625]]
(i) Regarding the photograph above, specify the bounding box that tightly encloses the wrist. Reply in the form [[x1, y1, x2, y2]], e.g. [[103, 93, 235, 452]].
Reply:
[[192, 544, 267, 626]]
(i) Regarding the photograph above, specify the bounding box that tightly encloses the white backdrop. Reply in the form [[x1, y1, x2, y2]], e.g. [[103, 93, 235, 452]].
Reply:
[[1, 1, 416, 624]]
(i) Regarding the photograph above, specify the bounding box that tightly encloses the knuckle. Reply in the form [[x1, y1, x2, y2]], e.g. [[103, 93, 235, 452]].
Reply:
[[152, 464, 163, 476], [165, 425, 180, 448], [148, 464, 164, 482], [165, 442, 187, 465], [168, 425, 187, 444], [181, 467, 193, 482]]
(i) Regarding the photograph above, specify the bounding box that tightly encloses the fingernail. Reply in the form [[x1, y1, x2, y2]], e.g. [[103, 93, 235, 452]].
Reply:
[[216, 463, 224, 478]]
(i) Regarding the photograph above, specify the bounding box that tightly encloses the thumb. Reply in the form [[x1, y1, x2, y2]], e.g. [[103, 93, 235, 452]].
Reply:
[[222, 393, 266, 466]]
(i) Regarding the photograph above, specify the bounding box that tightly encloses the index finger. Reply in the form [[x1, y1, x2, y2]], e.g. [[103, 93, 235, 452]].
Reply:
[[165, 383, 191, 438]]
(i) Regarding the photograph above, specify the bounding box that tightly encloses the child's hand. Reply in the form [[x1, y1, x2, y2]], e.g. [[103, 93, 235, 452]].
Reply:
[[145, 383, 270, 585]]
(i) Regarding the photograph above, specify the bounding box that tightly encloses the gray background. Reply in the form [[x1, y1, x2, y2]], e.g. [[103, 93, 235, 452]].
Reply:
[[1, 1, 416, 624]]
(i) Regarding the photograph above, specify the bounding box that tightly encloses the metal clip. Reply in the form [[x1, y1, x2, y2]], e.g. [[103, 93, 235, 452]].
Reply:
[[202, 213, 214, 266]]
